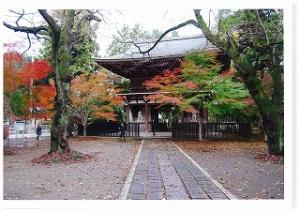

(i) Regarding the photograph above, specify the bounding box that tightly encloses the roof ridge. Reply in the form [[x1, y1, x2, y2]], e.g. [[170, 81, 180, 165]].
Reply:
[[129, 34, 205, 44]]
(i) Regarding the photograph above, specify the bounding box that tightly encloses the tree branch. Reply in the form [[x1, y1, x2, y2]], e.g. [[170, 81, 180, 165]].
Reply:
[[256, 10, 269, 45], [77, 10, 102, 30], [193, 9, 226, 50], [38, 9, 60, 33], [134, 19, 200, 54], [3, 21, 48, 34], [22, 33, 32, 55]]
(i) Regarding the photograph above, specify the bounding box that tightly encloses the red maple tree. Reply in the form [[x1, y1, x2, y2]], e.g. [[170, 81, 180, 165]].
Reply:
[[3, 46, 55, 120]]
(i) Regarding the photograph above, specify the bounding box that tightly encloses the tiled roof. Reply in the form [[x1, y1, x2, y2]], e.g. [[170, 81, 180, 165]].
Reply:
[[95, 35, 211, 60]]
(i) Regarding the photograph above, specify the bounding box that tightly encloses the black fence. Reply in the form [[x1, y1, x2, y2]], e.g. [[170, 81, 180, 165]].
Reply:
[[172, 122, 251, 140], [172, 122, 199, 140], [78, 121, 120, 137], [202, 122, 251, 140], [77, 121, 141, 137], [126, 123, 140, 137], [151, 122, 169, 132]]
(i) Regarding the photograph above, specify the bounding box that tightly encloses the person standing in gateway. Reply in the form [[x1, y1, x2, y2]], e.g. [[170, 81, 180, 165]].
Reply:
[[119, 122, 126, 141]]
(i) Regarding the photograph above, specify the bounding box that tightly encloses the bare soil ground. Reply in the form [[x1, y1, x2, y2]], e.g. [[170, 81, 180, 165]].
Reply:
[[3, 137, 140, 200], [175, 140, 284, 199]]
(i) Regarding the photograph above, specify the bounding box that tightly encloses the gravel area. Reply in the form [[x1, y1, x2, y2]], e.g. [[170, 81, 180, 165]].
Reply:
[[4, 137, 140, 200], [175, 140, 284, 199]]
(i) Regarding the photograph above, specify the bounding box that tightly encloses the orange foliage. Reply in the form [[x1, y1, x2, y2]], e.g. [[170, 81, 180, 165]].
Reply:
[[144, 67, 198, 112], [19, 60, 52, 86], [147, 94, 182, 106], [71, 72, 124, 124], [3, 48, 55, 120], [3, 51, 23, 93]]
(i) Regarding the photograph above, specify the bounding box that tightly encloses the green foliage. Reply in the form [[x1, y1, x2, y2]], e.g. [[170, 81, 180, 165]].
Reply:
[[10, 89, 30, 118], [182, 53, 259, 122], [114, 78, 130, 93], [219, 9, 283, 75], [38, 10, 99, 76]]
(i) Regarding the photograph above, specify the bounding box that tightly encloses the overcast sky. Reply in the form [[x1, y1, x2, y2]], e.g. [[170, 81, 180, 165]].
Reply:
[[2, 9, 208, 57]]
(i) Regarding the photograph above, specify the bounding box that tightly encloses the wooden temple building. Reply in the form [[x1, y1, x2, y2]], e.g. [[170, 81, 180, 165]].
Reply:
[[95, 35, 231, 135]]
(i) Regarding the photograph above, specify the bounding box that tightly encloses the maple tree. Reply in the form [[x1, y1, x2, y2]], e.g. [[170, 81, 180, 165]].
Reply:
[[3, 47, 55, 121], [71, 71, 124, 136], [145, 52, 258, 123]]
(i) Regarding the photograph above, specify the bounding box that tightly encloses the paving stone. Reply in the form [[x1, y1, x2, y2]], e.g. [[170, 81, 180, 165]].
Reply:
[[166, 191, 190, 200], [125, 141, 229, 200], [129, 183, 145, 194], [147, 179, 162, 184], [147, 185, 162, 193], [202, 184, 222, 194], [207, 192, 229, 200], [127, 193, 145, 200], [132, 179, 144, 184], [147, 192, 163, 200]]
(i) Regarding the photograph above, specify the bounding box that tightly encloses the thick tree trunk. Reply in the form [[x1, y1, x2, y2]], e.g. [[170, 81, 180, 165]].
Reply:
[[241, 71, 283, 155], [262, 117, 284, 155], [49, 10, 75, 153], [50, 101, 71, 153], [83, 126, 87, 136]]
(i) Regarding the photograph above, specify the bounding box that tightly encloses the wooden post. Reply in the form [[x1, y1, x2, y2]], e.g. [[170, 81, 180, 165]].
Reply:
[[144, 96, 149, 133], [198, 121, 202, 140], [126, 104, 130, 123]]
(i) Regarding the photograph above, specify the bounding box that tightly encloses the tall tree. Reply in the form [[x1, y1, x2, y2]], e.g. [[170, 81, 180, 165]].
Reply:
[[71, 71, 123, 136], [4, 10, 103, 152], [139, 9, 283, 155]]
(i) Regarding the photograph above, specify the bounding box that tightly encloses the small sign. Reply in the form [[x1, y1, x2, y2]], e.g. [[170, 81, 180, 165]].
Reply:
[[15, 121, 25, 132]]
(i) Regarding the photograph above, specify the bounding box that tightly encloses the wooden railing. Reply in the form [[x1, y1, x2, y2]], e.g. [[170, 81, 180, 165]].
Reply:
[[172, 122, 251, 140], [126, 123, 140, 137], [77, 121, 141, 137], [172, 122, 199, 140]]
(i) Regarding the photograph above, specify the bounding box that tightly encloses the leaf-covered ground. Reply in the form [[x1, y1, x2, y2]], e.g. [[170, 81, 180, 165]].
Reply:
[[4, 137, 140, 200], [175, 140, 284, 199], [31, 150, 95, 164]]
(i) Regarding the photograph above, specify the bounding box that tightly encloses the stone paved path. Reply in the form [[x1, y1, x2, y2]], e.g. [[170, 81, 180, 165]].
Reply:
[[126, 141, 231, 200]]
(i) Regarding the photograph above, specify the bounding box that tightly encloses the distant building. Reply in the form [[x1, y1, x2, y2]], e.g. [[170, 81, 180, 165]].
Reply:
[[95, 35, 231, 133]]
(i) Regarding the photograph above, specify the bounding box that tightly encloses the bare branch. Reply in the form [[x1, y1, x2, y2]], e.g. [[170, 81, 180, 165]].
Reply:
[[86, 10, 102, 22], [194, 9, 226, 50], [3, 21, 48, 34], [134, 19, 200, 54], [132, 41, 143, 53], [38, 9, 60, 33], [22, 33, 32, 55], [9, 9, 37, 16], [77, 10, 102, 30], [15, 9, 24, 26]]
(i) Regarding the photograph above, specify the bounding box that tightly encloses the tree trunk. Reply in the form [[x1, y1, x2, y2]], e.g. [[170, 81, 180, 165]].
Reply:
[[262, 117, 284, 155], [83, 125, 87, 136], [241, 71, 283, 155], [50, 101, 71, 153], [49, 10, 75, 153]]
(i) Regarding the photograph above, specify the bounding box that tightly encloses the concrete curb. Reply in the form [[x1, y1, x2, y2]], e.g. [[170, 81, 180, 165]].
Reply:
[[119, 140, 144, 200], [174, 143, 237, 200]]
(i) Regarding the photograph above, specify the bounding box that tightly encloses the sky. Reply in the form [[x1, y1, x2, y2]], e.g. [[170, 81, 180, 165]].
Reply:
[[2, 9, 207, 57]]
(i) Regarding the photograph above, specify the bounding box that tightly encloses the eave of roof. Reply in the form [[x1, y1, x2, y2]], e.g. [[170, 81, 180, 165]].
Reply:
[[94, 35, 219, 62]]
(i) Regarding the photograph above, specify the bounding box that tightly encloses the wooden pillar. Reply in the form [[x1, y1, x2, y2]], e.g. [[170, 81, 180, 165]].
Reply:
[[126, 105, 130, 123], [144, 100, 149, 132]]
